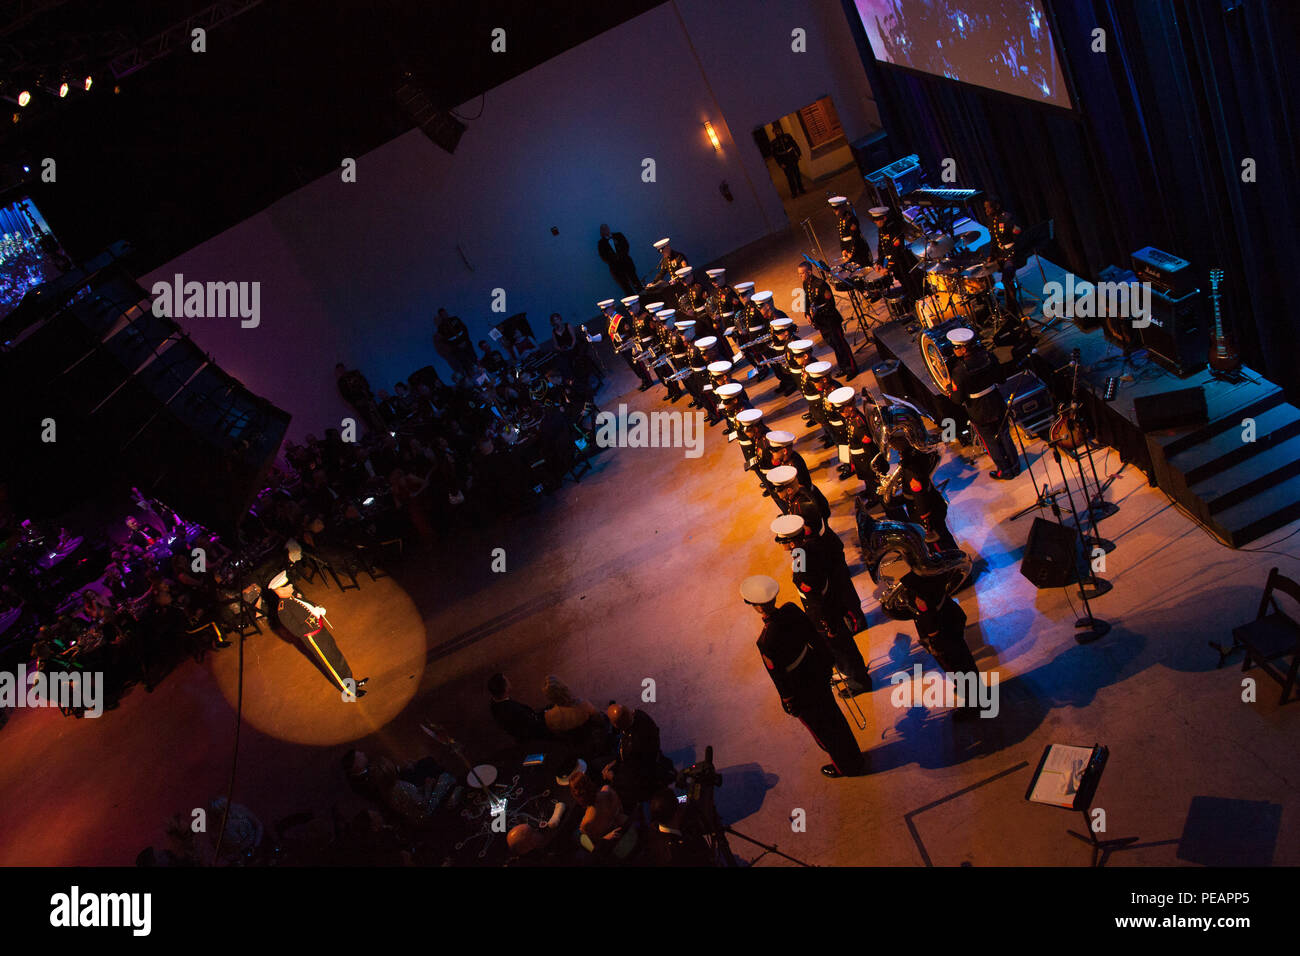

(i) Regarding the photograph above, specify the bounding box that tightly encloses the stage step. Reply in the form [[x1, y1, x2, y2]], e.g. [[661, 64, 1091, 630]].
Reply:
[[1189, 432, 1300, 515], [1208, 472, 1300, 548], [1167, 403, 1300, 486], [1155, 384, 1284, 458]]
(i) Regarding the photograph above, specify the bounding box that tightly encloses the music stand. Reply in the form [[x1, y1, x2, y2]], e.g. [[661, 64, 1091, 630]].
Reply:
[[1026, 743, 1138, 866]]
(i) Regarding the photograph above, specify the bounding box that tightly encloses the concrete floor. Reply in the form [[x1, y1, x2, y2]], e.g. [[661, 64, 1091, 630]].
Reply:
[[2, 175, 1298, 866]]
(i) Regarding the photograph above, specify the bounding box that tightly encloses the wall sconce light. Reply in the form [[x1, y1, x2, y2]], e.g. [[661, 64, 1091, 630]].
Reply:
[[704, 121, 721, 152]]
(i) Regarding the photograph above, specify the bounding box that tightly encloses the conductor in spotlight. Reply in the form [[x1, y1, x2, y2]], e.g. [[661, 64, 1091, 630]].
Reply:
[[742, 574, 865, 779], [269, 572, 368, 698]]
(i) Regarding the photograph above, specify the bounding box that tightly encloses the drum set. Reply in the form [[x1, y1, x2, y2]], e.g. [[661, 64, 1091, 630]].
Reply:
[[912, 229, 1004, 333], [908, 229, 1031, 394]]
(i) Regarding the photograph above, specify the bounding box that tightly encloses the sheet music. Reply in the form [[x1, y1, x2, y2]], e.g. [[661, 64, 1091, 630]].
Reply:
[[1028, 744, 1095, 808]]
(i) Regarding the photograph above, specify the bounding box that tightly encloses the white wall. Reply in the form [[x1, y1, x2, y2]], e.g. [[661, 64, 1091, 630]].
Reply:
[[145, 0, 879, 440]]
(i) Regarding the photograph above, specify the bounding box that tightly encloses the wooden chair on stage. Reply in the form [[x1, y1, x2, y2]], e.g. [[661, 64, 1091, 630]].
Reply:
[[1214, 567, 1300, 705]]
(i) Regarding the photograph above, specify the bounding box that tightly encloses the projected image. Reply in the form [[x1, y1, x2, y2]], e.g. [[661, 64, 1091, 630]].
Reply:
[[855, 0, 1071, 108]]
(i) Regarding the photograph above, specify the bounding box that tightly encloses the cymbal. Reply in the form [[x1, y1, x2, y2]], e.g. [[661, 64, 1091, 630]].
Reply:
[[956, 230, 981, 244], [961, 264, 997, 278], [923, 235, 955, 260]]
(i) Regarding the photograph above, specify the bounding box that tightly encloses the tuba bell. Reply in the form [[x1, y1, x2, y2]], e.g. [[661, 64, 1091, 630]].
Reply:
[[855, 506, 971, 620]]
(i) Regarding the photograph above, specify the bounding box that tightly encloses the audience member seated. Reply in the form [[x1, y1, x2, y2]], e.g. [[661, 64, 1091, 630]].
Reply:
[[643, 787, 715, 867], [488, 672, 552, 744], [542, 675, 612, 756], [366, 755, 455, 829], [569, 769, 637, 860], [602, 702, 670, 810]]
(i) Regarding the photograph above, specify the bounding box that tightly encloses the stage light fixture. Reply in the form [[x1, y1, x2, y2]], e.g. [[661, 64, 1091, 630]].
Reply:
[[704, 121, 721, 152], [17, 90, 30, 107], [84, 76, 93, 92], [57, 81, 68, 98]]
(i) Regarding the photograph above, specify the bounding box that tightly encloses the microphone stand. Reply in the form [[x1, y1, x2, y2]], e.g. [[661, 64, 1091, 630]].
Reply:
[[1067, 415, 1114, 553], [1049, 498, 1110, 643], [1050, 440, 1112, 601], [1007, 400, 1065, 520]]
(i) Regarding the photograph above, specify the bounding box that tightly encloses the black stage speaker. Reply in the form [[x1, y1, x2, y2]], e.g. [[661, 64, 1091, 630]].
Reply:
[[1133, 385, 1207, 431], [1140, 287, 1206, 377], [1020, 517, 1082, 588], [873, 359, 907, 400], [851, 130, 892, 180]]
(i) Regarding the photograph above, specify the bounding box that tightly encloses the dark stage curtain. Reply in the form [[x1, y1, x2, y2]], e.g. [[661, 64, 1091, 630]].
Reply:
[[841, 0, 1300, 393]]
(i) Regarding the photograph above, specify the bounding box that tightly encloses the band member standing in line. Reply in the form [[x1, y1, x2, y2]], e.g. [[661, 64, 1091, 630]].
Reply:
[[769, 466, 865, 636], [833, 389, 882, 505], [653, 308, 687, 404], [767, 317, 802, 397], [771, 515, 872, 697], [766, 430, 813, 491], [674, 266, 715, 340], [806, 361, 842, 450], [608, 298, 654, 390], [798, 261, 858, 378], [742, 574, 866, 778]]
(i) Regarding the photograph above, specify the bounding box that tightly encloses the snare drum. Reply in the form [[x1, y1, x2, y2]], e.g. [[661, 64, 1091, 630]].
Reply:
[[862, 266, 891, 301]]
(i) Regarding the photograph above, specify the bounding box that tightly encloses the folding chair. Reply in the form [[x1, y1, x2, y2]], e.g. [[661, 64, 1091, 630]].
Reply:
[[1218, 567, 1300, 705]]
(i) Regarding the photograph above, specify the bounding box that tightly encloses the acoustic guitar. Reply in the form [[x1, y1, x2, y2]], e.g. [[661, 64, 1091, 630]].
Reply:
[[1049, 348, 1088, 450]]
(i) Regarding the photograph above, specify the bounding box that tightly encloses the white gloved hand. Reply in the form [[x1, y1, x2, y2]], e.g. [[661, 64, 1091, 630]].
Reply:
[[313, 606, 327, 618]]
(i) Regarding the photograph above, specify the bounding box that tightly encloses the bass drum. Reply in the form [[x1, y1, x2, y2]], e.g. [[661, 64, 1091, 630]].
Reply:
[[920, 318, 977, 394]]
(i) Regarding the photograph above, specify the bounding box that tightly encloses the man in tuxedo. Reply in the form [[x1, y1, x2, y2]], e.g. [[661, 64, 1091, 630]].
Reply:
[[597, 224, 641, 295]]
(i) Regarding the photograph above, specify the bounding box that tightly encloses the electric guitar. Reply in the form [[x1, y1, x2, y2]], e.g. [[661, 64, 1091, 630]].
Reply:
[[1206, 268, 1241, 375]]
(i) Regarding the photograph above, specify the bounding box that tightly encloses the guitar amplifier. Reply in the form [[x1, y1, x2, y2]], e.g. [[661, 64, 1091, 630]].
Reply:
[[1131, 246, 1196, 298], [1140, 286, 1207, 377]]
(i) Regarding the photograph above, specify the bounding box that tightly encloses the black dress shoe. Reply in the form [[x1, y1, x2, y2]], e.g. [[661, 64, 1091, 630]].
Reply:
[[356, 677, 369, 688], [821, 764, 844, 778]]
